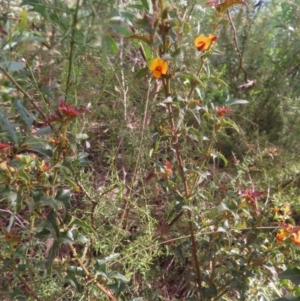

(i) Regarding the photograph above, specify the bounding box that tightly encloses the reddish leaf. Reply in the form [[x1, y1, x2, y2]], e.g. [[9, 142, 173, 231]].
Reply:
[[215, 0, 248, 13], [277, 222, 300, 234], [0, 143, 12, 151]]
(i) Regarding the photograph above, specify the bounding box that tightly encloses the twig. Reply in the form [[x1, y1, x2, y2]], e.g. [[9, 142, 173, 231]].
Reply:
[[64, 0, 80, 100], [68, 243, 118, 301], [212, 279, 233, 300], [17, 276, 43, 301], [164, 75, 203, 297], [76, 179, 117, 228], [0, 65, 47, 120], [0, 209, 29, 228], [227, 10, 248, 82], [114, 226, 278, 265]]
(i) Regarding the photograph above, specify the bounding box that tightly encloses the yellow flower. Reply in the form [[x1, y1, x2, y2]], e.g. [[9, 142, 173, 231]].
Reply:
[[149, 58, 168, 78], [194, 34, 217, 51]]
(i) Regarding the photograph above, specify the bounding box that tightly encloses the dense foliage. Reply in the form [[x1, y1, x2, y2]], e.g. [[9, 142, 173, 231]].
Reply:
[[1, 0, 300, 300]]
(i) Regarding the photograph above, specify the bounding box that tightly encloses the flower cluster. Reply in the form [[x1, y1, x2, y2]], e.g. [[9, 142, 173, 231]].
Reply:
[[45, 100, 89, 124], [276, 222, 300, 246], [149, 33, 217, 78], [216, 106, 232, 116]]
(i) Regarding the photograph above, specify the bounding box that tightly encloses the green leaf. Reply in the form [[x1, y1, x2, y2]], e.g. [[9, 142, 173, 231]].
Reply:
[[20, 0, 47, 17], [134, 67, 149, 80], [167, 195, 185, 219], [94, 262, 107, 276], [59, 229, 88, 244], [209, 202, 240, 220], [171, 47, 181, 58], [35, 126, 52, 135], [29, 194, 63, 212], [211, 151, 228, 166], [66, 268, 83, 292], [0, 61, 26, 72], [102, 35, 118, 66], [171, 244, 185, 263], [108, 281, 127, 294], [180, 73, 204, 86], [19, 9, 28, 35], [108, 24, 131, 36], [46, 239, 60, 273], [56, 189, 71, 222], [203, 284, 218, 298], [183, 22, 190, 34], [187, 127, 202, 142], [279, 268, 300, 285], [7, 213, 15, 232], [201, 76, 228, 87], [219, 118, 240, 133], [190, 107, 202, 127], [110, 272, 129, 282], [140, 0, 149, 10], [35, 228, 52, 239], [127, 35, 152, 45], [68, 216, 94, 233], [46, 210, 60, 239], [18, 167, 31, 184], [103, 34, 118, 54], [22, 137, 53, 157], [225, 99, 248, 106], [97, 253, 120, 266], [0, 112, 19, 145], [13, 99, 34, 130], [65, 177, 80, 192]]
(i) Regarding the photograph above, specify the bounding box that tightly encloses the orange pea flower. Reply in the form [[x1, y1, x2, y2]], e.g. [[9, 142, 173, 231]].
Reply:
[[293, 231, 300, 246], [276, 222, 300, 245], [194, 34, 217, 51], [276, 229, 288, 243], [149, 58, 168, 78]]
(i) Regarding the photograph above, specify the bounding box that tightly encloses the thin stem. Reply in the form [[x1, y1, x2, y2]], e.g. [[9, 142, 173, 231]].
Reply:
[[163, 76, 203, 295], [65, 0, 80, 100], [68, 243, 118, 301], [213, 279, 234, 300], [0, 65, 47, 120], [114, 226, 278, 266], [17, 276, 43, 301], [227, 10, 248, 82]]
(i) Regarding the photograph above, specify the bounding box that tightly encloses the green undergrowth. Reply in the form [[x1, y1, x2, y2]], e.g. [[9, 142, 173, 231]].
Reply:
[[1, 0, 300, 301]]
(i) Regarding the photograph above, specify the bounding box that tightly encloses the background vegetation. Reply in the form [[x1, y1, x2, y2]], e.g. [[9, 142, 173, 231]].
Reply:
[[1, 0, 300, 300]]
